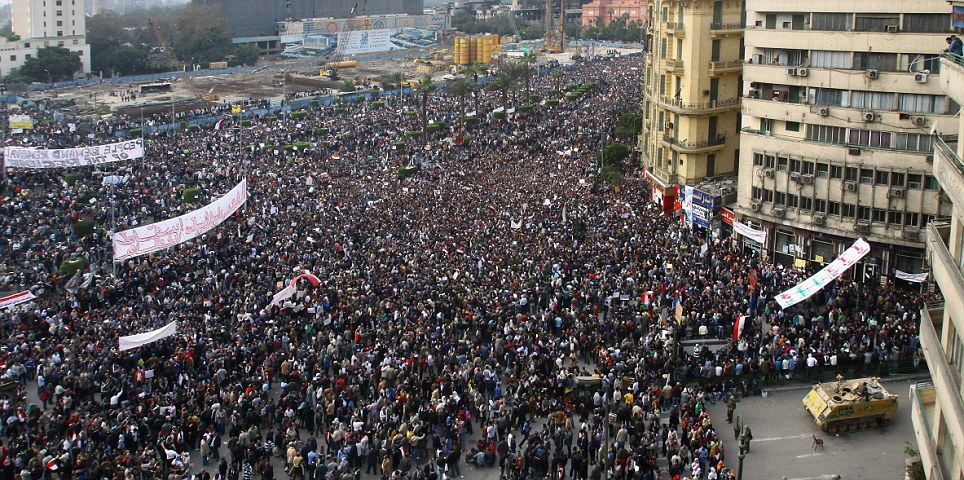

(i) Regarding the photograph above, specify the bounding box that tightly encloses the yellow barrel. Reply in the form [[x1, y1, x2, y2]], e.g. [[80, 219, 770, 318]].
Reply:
[[469, 37, 478, 63], [330, 60, 357, 68], [492, 34, 499, 46], [457, 37, 469, 65], [480, 41, 491, 63]]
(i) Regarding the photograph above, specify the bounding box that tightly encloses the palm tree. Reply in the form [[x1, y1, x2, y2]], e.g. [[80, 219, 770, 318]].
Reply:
[[489, 73, 513, 116], [416, 74, 436, 147], [389, 72, 404, 109], [502, 63, 527, 108], [551, 69, 564, 97], [447, 78, 473, 131], [464, 62, 485, 114], [520, 52, 538, 96]]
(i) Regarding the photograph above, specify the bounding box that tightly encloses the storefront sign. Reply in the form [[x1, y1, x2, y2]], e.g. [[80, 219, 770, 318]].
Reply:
[[721, 208, 735, 225]]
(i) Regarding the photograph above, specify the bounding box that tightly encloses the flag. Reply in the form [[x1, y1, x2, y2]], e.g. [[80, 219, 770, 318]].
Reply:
[[64, 271, 83, 295], [214, 119, 226, 130], [733, 315, 746, 340], [642, 291, 653, 305], [270, 284, 296, 306]]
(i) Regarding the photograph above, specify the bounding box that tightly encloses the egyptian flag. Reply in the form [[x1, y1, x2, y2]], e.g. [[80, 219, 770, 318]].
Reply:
[[641, 291, 653, 306], [214, 118, 226, 130], [733, 315, 747, 340]]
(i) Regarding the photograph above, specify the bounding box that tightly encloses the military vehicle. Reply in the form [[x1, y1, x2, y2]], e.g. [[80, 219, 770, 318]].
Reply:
[[803, 375, 898, 433]]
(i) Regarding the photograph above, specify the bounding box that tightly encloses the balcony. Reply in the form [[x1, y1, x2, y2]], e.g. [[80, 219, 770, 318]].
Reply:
[[708, 59, 743, 76], [910, 381, 946, 480], [710, 22, 743, 37], [934, 135, 964, 209], [660, 133, 727, 154], [649, 93, 741, 115], [664, 58, 684, 74], [664, 22, 684, 38]]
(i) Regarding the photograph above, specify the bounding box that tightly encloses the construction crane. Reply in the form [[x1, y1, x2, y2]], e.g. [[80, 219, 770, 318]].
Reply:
[[323, 0, 367, 80], [149, 19, 183, 71], [543, 0, 565, 53]]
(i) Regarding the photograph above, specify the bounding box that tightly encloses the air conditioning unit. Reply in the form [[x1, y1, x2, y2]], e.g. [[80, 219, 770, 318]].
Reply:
[[854, 223, 870, 233], [771, 206, 786, 218], [862, 111, 876, 122], [750, 82, 762, 88], [926, 155, 934, 163], [885, 24, 899, 33], [790, 172, 801, 183], [889, 187, 905, 199], [797, 68, 809, 77], [866, 69, 880, 79], [787, 67, 798, 76], [902, 230, 920, 241], [915, 72, 929, 83], [801, 175, 815, 185], [748, 89, 760, 99], [845, 181, 858, 192], [818, 107, 830, 116], [848, 147, 861, 156], [750, 201, 762, 212], [813, 214, 825, 226], [913, 116, 927, 127], [763, 168, 775, 178]]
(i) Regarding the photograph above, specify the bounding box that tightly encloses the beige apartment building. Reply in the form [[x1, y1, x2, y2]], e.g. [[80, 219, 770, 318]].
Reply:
[[735, 0, 956, 278], [640, 0, 743, 212], [913, 3, 964, 479]]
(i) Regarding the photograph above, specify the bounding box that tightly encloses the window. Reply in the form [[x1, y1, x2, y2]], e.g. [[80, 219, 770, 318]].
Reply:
[[764, 154, 775, 168], [661, 38, 667, 59], [778, 156, 789, 171], [853, 52, 898, 71], [57, 21, 62, 26], [900, 94, 946, 114], [905, 212, 919, 227], [802, 161, 815, 175], [891, 173, 905, 187], [24, 42, 29, 48], [925, 175, 939, 190], [775, 192, 786, 205], [810, 50, 852, 69], [845, 167, 858, 181], [786, 121, 800, 132], [850, 91, 895, 110], [896, 133, 933, 152], [828, 201, 841, 215], [860, 206, 873, 221], [849, 129, 892, 148], [900, 54, 942, 74], [24, 54, 30, 59], [659, 75, 666, 96], [871, 208, 885, 222], [56, 31, 63, 37], [752, 186, 762, 199], [753, 152, 764, 166], [800, 196, 812, 210], [8, 55, 14, 61], [875, 170, 889, 185], [55, 9, 62, 15], [888, 211, 903, 225], [842, 204, 856, 218], [55, 0, 61, 4], [762, 189, 773, 202], [908, 174, 923, 189], [788, 194, 799, 208], [854, 14, 900, 32], [810, 88, 844, 106], [806, 124, 847, 144], [790, 158, 801, 173], [817, 163, 829, 178], [814, 199, 826, 212], [811, 13, 852, 31], [860, 168, 874, 184], [902, 14, 950, 33], [830, 165, 843, 179]]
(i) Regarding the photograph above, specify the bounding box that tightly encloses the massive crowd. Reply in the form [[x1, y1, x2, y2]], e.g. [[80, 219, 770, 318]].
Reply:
[[0, 53, 925, 480]]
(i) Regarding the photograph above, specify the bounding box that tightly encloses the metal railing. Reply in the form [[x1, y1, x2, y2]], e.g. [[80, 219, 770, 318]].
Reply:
[[710, 22, 743, 30], [662, 133, 726, 150], [708, 60, 743, 72], [655, 95, 741, 112], [935, 134, 964, 178], [664, 58, 684, 71], [664, 22, 685, 31]]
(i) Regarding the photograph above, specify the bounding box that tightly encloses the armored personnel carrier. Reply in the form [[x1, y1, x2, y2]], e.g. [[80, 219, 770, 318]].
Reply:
[[803, 375, 898, 433]]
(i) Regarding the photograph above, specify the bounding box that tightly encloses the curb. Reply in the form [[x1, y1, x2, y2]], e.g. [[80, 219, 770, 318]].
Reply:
[[759, 373, 932, 394]]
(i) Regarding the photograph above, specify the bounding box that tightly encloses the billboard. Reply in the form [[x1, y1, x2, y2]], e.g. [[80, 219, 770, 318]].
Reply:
[[280, 14, 447, 58]]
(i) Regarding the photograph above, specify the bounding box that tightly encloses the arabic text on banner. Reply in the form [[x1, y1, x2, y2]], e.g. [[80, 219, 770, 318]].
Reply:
[[0, 290, 36, 310], [895, 270, 929, 283], [118, 321, 178, 351], [112, 179, 247, 262], [8, 115, 34, 129], [3, 138, 145, 169], [776, 238, 871, 309], [733, 220, 767, 244]]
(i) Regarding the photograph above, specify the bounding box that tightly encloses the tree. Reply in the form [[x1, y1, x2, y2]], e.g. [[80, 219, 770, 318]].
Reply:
[[109, 46, 149, 76], [464, 62, 485, 114], [389, 72, 403, 108], [171, 4, 232, 64], [447, 78, 472, 130], [339, 79, 356, 93], [520, 52, 537, 96], [501, 62, 527, 107], [615, 112, 643, 142], [489, 73, 513, 116], [416, 74, 436, 147], [233, 44, 260, 66], [19, 47, 82, 82], [550, 69, 564, 96]]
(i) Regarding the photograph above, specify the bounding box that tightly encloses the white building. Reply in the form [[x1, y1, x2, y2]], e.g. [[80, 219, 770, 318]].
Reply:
[[1, 0, 91, 77], [736, 0, 956, 280]]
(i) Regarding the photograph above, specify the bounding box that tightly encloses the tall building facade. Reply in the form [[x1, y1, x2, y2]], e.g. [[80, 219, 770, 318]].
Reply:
[[2, 0, 91, 76], [735, 0, 956, 276], [913, 5, 964, 480], [581, 0, 646, 28], [640, 0, 744, 212]]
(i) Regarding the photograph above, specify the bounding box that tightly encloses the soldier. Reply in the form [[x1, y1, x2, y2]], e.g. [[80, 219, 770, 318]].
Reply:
[[726, 396, 737, 424]]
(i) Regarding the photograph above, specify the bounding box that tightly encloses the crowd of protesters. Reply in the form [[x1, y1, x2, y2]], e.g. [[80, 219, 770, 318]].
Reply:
[[0, 52, 926, 480]]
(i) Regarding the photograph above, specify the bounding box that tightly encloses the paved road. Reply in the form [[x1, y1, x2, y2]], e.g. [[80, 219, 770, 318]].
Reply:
[[705, 378, 920, 480]]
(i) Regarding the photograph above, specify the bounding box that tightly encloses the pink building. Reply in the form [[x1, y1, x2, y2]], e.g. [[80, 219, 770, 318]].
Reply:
[[581, 0, 647, 27]]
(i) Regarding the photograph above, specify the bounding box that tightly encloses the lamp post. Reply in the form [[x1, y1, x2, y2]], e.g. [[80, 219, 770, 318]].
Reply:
[[737, 441, 747, 480], [44, 69, 51, 84]]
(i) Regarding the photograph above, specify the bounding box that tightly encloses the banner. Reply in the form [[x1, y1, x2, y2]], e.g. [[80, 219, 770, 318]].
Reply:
[[733, 315, 746, 340], [4, 139, 145, 169], [733, 220, 766, 244], [118, 321, 178, 351], [113, 179, 247, 261], [776, 238, 871, 309], [895, 270, 928, 283], [0, 290, 36, 310], [8, 115, 33, 129]]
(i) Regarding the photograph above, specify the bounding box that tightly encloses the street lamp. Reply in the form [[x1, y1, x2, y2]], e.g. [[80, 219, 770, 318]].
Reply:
[[44, 69, 51, 84]]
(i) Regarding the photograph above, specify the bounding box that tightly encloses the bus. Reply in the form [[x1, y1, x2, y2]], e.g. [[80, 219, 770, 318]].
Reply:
[[138, 82, 172, 94]]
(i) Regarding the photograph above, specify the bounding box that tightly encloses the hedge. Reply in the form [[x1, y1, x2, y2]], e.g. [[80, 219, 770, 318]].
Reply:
[[267, 116, 277, 122], [582, 82, 595, 90], [566, 92, 581, 100], [398, 165, 420, 178], [459, 115, 477, 123], [550, 89, 562, 97], [565, 83, 580, 91], [403, 111, 417, 117], [528, 94, 542, 102], [518, 105, 534, 112], [294, 141, 311, 150], [334, 108, 346, 114], [310, 100, 320, 106], [179, 121, 188, 129], [127, 128, 142, 137], [493, 111, 507, 119], [75, 191, 95, 204], [186, 125, 199, 132], [315, 127, 330, 135], [547, 99, 560, 106], [72, 220, 94, 239], [427, 123, 444, 132], [60, 257, 86, 276], [291, 111, 307, 120], [372, 101, 385, 108], [240, 119, 252, 126], [404, 131, 423, 137], [182, 187, 201, 203], [392, 141, 406, 147], [65, 172, 83, 186]]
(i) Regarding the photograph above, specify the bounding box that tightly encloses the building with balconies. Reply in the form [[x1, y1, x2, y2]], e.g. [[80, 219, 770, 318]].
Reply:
[[640, 0, 743, 213], [735, 0, 956, 276], [912, 4, 964, 477]]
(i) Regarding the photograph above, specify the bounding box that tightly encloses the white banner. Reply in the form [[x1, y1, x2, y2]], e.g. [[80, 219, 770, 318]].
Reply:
[[336, 29, 393, 55], [895, 270, 929, 283], [113, 179, 247, 261], [0, 290, 36, 310], [3, 139, 145, 169], [776, 238, 871, 309], [118, 321, 178, 351], [733, 220, 767, 244]]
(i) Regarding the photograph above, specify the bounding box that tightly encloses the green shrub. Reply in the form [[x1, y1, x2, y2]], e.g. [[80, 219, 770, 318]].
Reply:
[[60, 257, 86, 276], [292, 111, 307, 120], [179, 121, 187, 129], [518, 105, 534, 112], [293, 141, 311, 150], [127, 128, 142, 137], [392, 141, 406, 147], [547, 99, 560, 106], [186, 125, 199, 132], [72, 220, 94, 239], [182, 187, 201, 203], [64, 172, 83, 186], [460, 133, 473, 144], [75, 191, 95, 204], [283, 144, 295, 151], [315, 127, 330, 135], [310, 100, 320, 106], [493, 111, 507, 119], [334, 108, 346, 114], [565, 83, 580, 91], [528, 94, 542, 102], [240, 119, 252, 126], [372, 101, 385, 108], [267, 116, 277, 122], [550, 89, 562, 97], [581, 82, 594, 90], [404, 111, 417, 117], [404, 131, 423, 137], [566, 92, 581, 100], [94, 132, 106, 139], [397, 165, 420, 178]]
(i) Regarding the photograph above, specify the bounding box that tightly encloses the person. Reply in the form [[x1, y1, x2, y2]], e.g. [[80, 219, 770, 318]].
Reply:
[[946, 35, 963, 56], [726, 396, 736, 424]]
